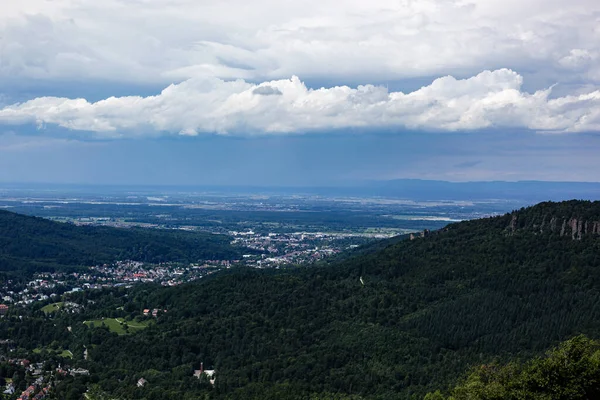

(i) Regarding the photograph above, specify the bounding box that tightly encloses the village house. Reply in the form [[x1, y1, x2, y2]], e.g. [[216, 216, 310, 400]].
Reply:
[[70, 368, 90, 376], [193, 363, 216, 386]]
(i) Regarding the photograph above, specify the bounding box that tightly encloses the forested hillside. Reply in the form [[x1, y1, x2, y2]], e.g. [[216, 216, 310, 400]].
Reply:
[[0, 210, 244, 275], [426, 335, 600, 400], [5, 201, 600, 399]]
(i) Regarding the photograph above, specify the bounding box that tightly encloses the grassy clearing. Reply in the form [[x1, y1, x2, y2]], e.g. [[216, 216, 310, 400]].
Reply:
[[60, 349, 73, 358], [84, 318, 151, 335], [41, 302, 63, 314], [33, 347, 73, 358]]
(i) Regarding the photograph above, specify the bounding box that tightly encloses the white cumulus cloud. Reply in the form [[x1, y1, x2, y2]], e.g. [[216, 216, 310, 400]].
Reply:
[[1, 69, 599, 137]]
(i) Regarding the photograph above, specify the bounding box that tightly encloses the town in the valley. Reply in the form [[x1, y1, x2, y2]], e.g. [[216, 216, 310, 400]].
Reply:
[[0, 229, 388, 310]]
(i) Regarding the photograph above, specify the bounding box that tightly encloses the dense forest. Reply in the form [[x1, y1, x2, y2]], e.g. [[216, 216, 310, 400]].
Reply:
[[426, 335, 600, 400], [3, 200, 600, 399], [0, 210, 246, 276]]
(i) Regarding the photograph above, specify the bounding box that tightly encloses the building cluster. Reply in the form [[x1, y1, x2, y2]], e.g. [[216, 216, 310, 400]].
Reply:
[[2, 355, 92, 398], [6, 359, 47, 377], [143, 308, 167, 318], [89, 260, 220, 286], [0, 288, 55, 307], [54, 365, 89, 377], [51, 302, 84, 314], [231, 231, 355, 267], [0, 261, 230, 310], [17, 376, 49, 400]]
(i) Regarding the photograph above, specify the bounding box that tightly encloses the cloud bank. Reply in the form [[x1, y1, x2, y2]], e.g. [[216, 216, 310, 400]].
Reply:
[[1, 0, 600, 86], [1, 69, 599, 137]]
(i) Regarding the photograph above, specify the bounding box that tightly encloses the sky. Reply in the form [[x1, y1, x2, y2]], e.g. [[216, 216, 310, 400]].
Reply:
[[1, 0, 600, 186]]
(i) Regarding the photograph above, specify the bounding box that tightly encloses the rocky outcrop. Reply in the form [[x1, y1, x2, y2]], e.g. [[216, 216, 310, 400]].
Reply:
[[508, 213, 600, 240], [550, 217, 558, 233], [410, 229, 432, 240], [510, 214, 518, 233]]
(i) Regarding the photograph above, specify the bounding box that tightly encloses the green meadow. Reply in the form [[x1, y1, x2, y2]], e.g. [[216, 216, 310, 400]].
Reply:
[[83, 318, 151, 335]]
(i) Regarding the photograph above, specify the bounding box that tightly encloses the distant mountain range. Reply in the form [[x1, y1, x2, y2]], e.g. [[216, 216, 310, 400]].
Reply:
[[363, 179, 600, 201], [262, 179, 600, 201]]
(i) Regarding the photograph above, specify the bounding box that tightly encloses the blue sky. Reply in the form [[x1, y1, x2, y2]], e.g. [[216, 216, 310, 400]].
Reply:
[[1, 0, 600, 186]]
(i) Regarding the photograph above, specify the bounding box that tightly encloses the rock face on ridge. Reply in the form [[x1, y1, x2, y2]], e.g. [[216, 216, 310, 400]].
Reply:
[[506, 200, 600, 240]]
